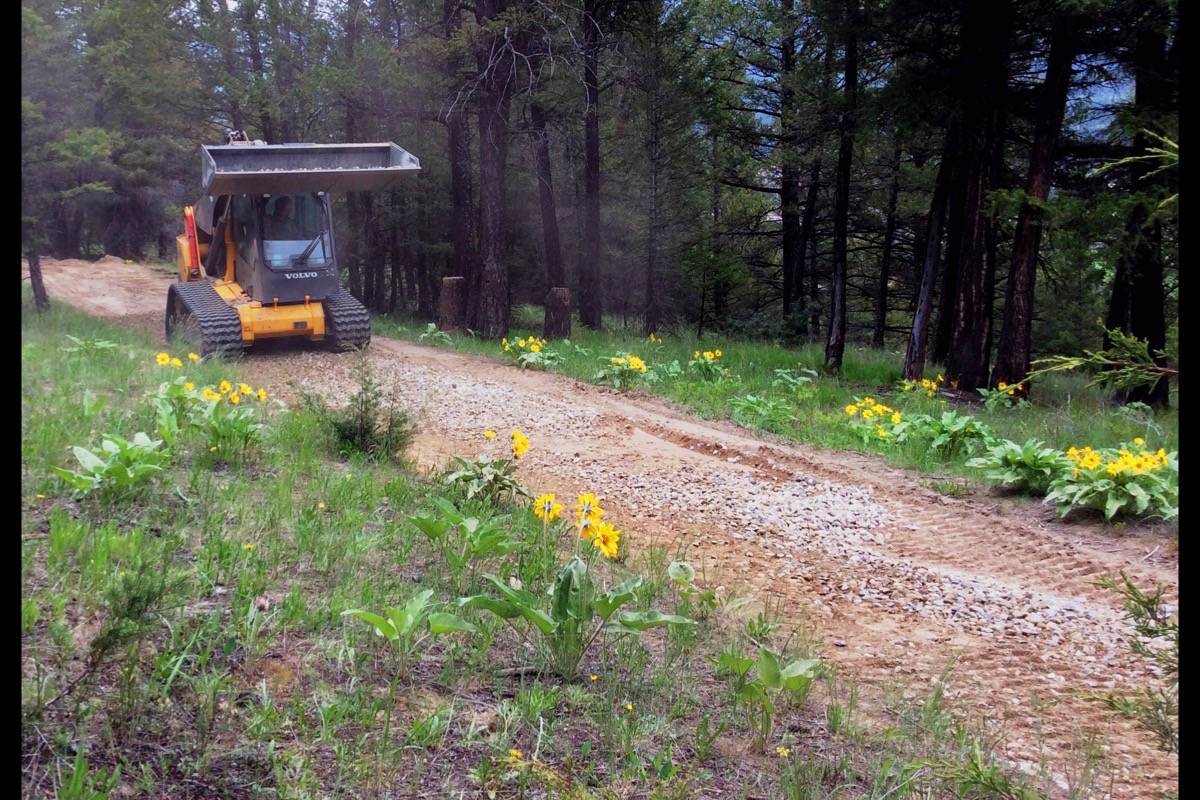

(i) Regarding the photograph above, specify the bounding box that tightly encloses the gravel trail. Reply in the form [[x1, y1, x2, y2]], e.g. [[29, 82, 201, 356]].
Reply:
[[29, 258, 1178, 799]]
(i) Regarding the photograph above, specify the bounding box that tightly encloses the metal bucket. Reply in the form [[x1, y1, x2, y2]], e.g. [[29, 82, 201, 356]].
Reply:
[[199, 142, 421, 196]]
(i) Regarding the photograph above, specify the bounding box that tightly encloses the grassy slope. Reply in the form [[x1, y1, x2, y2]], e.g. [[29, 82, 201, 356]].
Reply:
[[21, 296, 1113, 799], [373, 307, 1177, 486]]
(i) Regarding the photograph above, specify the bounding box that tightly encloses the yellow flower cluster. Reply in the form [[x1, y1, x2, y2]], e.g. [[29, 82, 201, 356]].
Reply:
[[511, 429, 530, 459], [996, 381, 1017, 396], [533, 493, 563, 523], [692, 349, 723, 362], [573, 492, 620, 559], [647, 332, 662, 343], [901, 374, 944, 398], [502, 336, 546, 354], [844, 397, 902, 438], [1066, 444, 1170, 477], [154, 354, 267, 405], [609, 354, 648, 373]]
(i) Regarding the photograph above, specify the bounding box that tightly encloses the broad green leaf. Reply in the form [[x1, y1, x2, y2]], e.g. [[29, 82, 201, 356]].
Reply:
[[427, 612, 477, 635], [714, 652, 753, 676], [1104, 493, 1126, 520], [757, 648, 782, 690], [595, 576, 641, 620], [72, 446, 105, 473], [457, 595, 520, 619], [342, 609, 397, 640], [613, 610, 695, 632], [780, 658, 821, 693]]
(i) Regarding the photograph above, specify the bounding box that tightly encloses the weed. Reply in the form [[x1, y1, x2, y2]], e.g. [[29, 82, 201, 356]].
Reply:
[[301, 352, 414, 462]]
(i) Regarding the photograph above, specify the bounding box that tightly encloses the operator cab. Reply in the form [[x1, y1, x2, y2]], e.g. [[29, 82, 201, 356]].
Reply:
[[227, 191, 339, 303]]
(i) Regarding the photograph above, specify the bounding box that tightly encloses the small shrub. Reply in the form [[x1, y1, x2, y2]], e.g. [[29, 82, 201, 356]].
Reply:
[[715, 644, 821, 752], [896, 410, 995, 458], [843, 396, 904, 445], [771, 367, 818, 391], [444, 455, 528, 504], [688, 349, 727, 381], [729, 395, 794, 433], [302, 353, 414, 462], [965, 439, 1070, 495], [501, 336, 562, 369], [418, 323, 452, 346], [977, 381, 1029, 412], [593, 353, 649, 390], [53, 432, 168, 502], [1045, 440, 1177, 520]]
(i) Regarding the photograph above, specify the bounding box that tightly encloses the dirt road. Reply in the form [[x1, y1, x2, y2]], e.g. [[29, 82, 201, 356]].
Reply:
[[27, 258, 1178, 798]]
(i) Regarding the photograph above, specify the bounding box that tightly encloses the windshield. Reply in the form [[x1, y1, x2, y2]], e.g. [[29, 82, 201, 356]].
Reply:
[[260, 193, 331, 269]]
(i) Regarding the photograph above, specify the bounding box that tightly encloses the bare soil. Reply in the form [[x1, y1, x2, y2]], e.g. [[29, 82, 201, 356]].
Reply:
[[28, 258, 1178, 798]]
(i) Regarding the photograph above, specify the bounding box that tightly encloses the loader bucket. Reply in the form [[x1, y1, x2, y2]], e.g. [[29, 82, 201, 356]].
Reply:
[[199, 142, 421, 196]]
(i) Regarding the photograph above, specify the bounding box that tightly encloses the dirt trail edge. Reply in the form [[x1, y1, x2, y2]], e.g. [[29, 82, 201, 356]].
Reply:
[[30, 259, 1177, 799]]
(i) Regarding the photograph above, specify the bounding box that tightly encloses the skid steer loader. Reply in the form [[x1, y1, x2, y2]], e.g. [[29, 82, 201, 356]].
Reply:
[[168, 132, 420, 356]]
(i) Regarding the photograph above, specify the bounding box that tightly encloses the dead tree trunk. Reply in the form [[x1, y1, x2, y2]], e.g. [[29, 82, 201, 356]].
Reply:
[[544, 287, 571, 339], [530, 102, 566, 289], [994, 16, 1077, 395], [438, 276, 467, 332], [824, 8, 857, 374], [903, 129, 956, 380], [873, 142, 902, 348], [27, 252, 50, 312], [579, 0, 604, 330]]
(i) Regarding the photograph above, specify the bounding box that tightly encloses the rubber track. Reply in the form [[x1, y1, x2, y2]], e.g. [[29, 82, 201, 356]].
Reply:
[[167, 281, 244, 358], [323, 288, 371, 350]]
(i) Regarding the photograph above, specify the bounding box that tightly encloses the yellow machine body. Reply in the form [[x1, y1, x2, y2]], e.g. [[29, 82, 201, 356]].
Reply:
[[176, 204, 327, 345]]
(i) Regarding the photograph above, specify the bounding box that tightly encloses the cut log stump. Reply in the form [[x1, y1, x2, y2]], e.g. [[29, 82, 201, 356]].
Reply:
[[438, 276, 466, 333], [544, 287, 571, 340]]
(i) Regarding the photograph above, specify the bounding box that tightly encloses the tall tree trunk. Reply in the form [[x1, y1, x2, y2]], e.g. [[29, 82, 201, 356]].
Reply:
[[943, 0, 1013, 392], [530, 102, 566, 289], [796, 159, 820, 337], [240, 0, 275, 141], [1106, 6, 1173, 407], [27, 252, 50, 312], [903, 129, 956, 380], [579, 0, 603, 329], [779, 0, 800, 319], [994, 16, 1077, 394], [472, 0, 514, 337], [213, 0, 244, 130], [873, 141, 903, 348], [824, 9, 857, 373], [443, 0, 476, 292], [388, 191, 406, 312]]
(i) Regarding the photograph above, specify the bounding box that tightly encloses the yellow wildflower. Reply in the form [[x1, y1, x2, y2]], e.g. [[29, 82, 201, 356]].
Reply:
[[861, 409, 875, 420], [627, 354, 647, 373], [188, 352, 200, 362], [256, 388, 268, 402], [844, 403, 859, 416], [228, 392, 241, 405], [592, 520, 621, 559], [483, 429, 497, 440], [1134, 437, 1145, 447], [533, 493, 563, 523], [625, 702, 634, 712], [184, 382, 195, 392], [775, 745, 791, 758], [517, 338, 527, 349], [170, 357, 183, 368], [891, 412, 902, 424], [210, 446, 218, 452], [35, 494, 46, 500], [530, 342, 542, 353], [714, 349, 722, 358], [693, 351, 701, 359], [219, 380, 233, 394], [578, 515, 596, 540], [511, 429, 530, 459], [242, 542, 256, 552], [318, 502, 326, 510], [239, 383, 253, 395], [155, 352, 171, 365], [202, 387, 221, 402], [703, 351, 715, 360], [997, 382, 1008, 391], [590, 674, 599, 682], [575, 492, 604, 523], [509, 749, 523, 760]]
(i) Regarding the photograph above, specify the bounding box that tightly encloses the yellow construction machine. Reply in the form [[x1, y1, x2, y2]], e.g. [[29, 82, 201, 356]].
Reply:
[[169, 132, 420, 355]]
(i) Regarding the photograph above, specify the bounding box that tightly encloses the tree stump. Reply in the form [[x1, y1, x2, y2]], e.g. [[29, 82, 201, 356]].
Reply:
[[28, 252, 50, 312], [438, 276, 466, 333], [543, 287, 571, 339]]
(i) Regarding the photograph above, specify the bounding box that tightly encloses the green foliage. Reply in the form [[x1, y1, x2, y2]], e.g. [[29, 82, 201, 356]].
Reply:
[[897, 411, 996, 459], [60, 335, 119, 357], [458, 557, 693, 679], [771, 367, 818, 392], [593, 353, 650, 390], [965, 439, 1070, 495], [716, 643, 821, 752], [1098, 572, 1177, 753], [56, 747, 121, 800], [687, 350, 728, 381], [418, 323, 452, 346], [301, 353, 413, 462], [409, 497, 521, 592], [53, 432, 167, 502], [342, 589, 476, 670], [1028, 326, 1177, 395], [189, 393, 262, 464], [1045, 444, 1177, 520], [977, 385, 1029, 412], [443, 455, 528, 504], [729, 395, 794, 433]]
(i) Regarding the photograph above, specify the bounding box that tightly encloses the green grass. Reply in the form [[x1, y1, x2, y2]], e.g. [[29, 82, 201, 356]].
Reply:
[[21, 293, 1122, 798], [375, 306, 1178, 484]]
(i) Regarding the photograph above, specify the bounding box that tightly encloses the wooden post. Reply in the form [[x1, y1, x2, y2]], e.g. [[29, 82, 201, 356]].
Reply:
[[543, 287, 571, 339], [438, 276, 467, 332], [27, 252, 50, 313]]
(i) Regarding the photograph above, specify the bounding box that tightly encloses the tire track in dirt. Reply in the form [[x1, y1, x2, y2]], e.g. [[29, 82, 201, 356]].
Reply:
[[29, 259, 1178, 799]]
